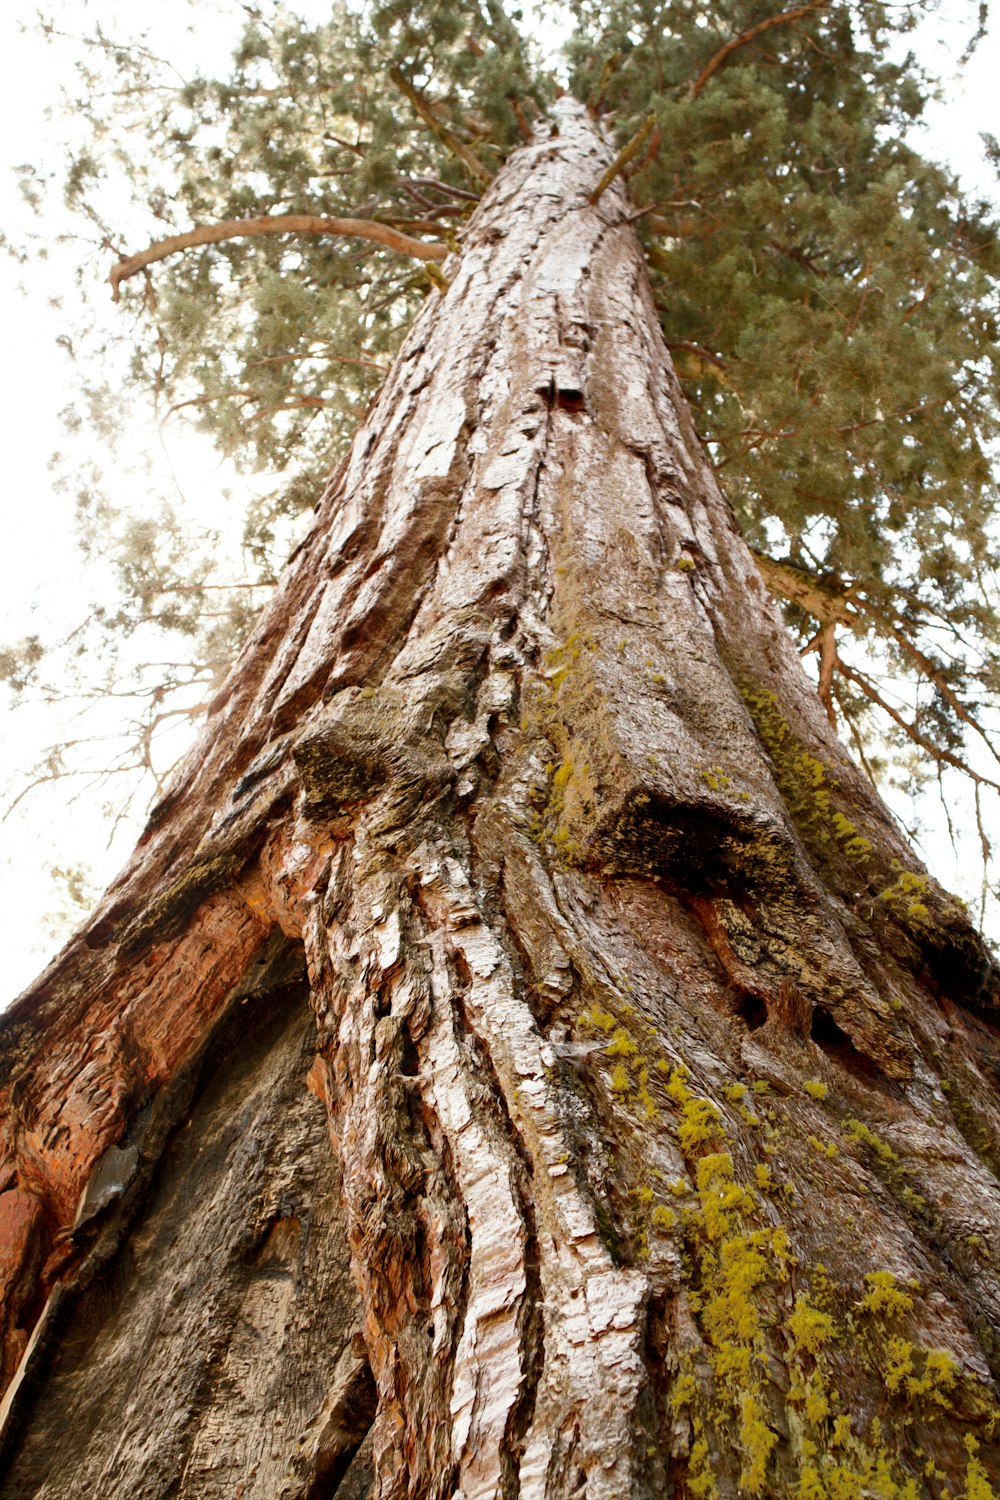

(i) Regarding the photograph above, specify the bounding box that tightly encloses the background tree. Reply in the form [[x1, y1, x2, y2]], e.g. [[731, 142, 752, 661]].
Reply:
[[2, 5, 1000, 1497]]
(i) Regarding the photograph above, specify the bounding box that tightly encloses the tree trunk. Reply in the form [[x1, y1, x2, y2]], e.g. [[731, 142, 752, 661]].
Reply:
[[2, 99, 1000, 1499]]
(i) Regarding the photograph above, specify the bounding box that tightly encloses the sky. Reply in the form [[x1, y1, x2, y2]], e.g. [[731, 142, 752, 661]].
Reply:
[[1, 0, 999, 999]]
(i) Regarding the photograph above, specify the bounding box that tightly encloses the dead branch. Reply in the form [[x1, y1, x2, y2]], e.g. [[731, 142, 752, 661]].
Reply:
[[816, 621, 837, 728], [110, 214, 447, 300], [835, 656, 1000, 796], [389, 68, 493, 187], [587, 51, 621, 114], [588, 114, 657, 204], [510, 96, 534, 143], [399, 177, 481, 203], [691, 0, 829, 98]]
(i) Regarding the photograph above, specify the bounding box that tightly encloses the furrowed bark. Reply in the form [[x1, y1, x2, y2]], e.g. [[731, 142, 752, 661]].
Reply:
[[2, 101, 1000, 1498]]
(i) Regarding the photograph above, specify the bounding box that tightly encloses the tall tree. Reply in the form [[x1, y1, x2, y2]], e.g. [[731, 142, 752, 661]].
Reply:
[[2, 93, 1000, 1499], [1, 93, 1000, 1500]]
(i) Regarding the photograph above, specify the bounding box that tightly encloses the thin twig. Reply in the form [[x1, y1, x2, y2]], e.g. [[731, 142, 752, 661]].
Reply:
[[835, 656, 1000, 795]]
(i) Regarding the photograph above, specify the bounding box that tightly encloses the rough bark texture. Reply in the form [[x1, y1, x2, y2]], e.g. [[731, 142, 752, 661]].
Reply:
[[2, 101, 1000, 1499]]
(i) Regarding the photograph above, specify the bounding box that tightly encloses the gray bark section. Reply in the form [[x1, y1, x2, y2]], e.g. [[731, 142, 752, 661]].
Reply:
[[2, 100, 1000, 1499], [1, 963, 373, 1499]]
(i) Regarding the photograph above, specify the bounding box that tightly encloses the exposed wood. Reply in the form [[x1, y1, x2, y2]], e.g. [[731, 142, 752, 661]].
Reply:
[[109, 213, 447, 301], [3, 100, 1000, 1499]]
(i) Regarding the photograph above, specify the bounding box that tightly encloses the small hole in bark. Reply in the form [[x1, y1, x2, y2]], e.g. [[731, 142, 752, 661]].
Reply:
[[555, 387, 585, 412], [810, 1005, 887, 1086], [735, 991, 767, 1031], [400, 1031, 419, 1077], [811, 1005, 847, 1046], [535, 381, 586, 413]]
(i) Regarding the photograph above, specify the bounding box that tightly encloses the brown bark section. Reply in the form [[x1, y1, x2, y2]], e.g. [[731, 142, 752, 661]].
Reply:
[[2, 102, 1000, 1498]]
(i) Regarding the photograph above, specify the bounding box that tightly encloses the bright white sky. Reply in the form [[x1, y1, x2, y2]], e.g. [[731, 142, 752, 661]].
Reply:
[[1, 0, 999, 999]]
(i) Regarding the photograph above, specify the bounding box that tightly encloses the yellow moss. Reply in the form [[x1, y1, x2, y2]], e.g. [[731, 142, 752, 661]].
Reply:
[[606, 1027, 638, 1058], [771, 1224, 793, 1271], [585, 1004, 617, 1033], [857, 1270, 915, 1319], [695, 1153, 756, 1240], [739, 1390, 779, 1495], [723, 1081, 749, 1102], [755, 1163, 775, 1193], [796, 1466, 828, 1500], [653, 1204, 677, 1231], [808, 1135, 839, 1159], [803, 1378, 831, 1425], [699, 764, 734, 792], [844, 1118, 897, 1163], [907, 1347, 960, 1407], [804, 1080, 829, 1101], [963, 1436, 998, 1500], [667, 1072, 723, 1155], [741, 689, 875, 865], [670, 1371, 699, 1413], [687, 1435, 719, 1499], [831, 1414, 853, 1448], [787, 1294, 837, 1356], [877, 865, 934, 929], [885, 1337, 916, 1394], [610, 1063, 631, 1096]]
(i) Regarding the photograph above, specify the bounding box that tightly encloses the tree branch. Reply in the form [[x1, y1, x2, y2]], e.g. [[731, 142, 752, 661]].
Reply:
[[588, 114, 657, 204], [665, 339, 727, 371], [691, 0, 829, 98], [835, 656, 1000, 796], [750, 549, 856, 628], [109, 214, 447, 300], [388, 68, 494, 187]]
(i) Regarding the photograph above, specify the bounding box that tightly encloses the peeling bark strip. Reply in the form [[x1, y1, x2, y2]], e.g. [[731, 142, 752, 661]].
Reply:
[[3, 102, 1000, 1498]]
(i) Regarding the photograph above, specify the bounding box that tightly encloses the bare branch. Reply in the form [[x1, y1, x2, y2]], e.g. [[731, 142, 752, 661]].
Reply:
[[588, 114, 657, 204], [691, 0, 829, 98], [665, 340, 727, 371], [835, 656, 1000, 796], [750, 549, 856, 628], [109, 214, 447, 300], [389, 68, 493, 187], [816, 621, 837, 728], [399, 178, 481, 203]]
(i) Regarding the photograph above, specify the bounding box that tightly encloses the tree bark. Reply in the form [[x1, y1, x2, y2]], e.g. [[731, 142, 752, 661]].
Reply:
[[2, 99, 1000, 1498]]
